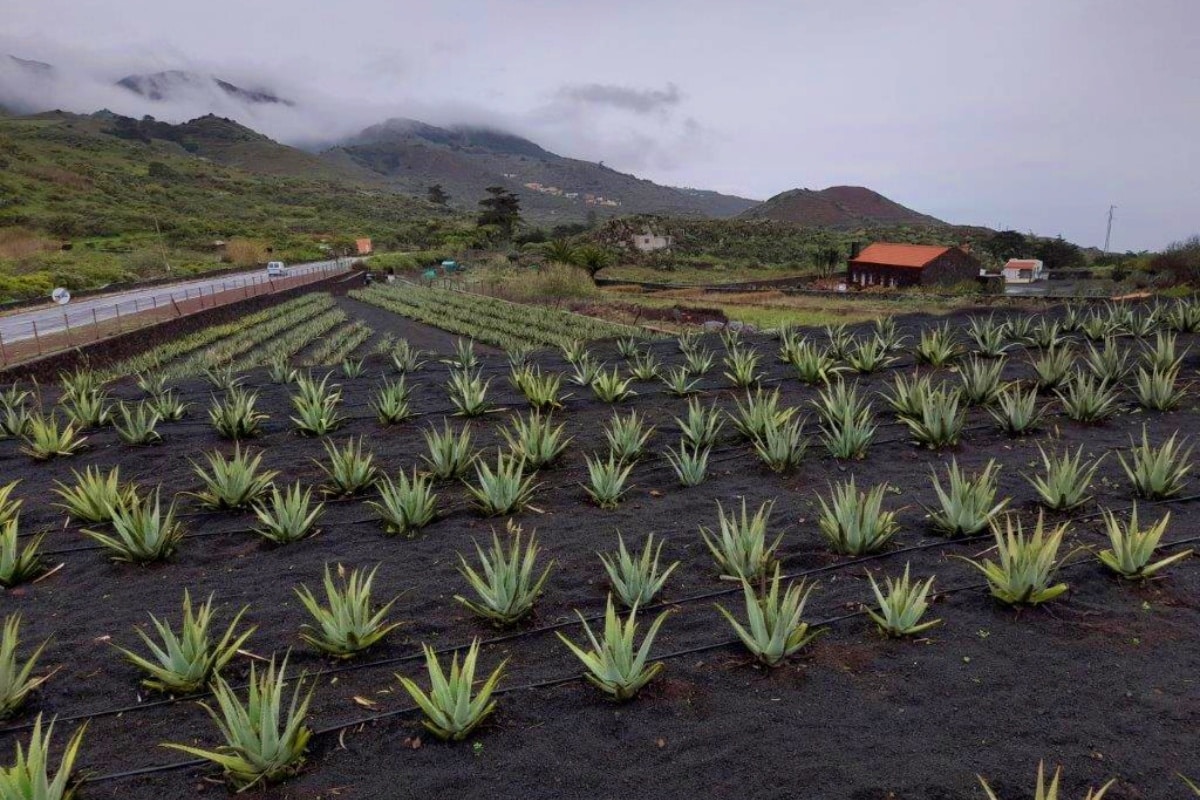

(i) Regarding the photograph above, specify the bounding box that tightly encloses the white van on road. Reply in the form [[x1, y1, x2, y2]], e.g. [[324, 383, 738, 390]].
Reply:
[[266, 261, 289, 277]]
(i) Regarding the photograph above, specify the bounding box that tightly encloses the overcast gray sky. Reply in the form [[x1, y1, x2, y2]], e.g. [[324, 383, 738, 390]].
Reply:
[[4, 0, 1198, 250]]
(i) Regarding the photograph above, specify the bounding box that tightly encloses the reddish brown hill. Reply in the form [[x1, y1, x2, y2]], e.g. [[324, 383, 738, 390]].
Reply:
[[739, 185, 945, 228]]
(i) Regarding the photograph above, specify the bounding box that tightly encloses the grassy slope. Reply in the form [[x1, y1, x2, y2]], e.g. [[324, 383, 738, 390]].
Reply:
[[0, 112, 463, 300]]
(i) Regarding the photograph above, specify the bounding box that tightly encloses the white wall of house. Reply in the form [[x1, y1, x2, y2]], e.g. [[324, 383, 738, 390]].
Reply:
[[632, 232, 673, 252]]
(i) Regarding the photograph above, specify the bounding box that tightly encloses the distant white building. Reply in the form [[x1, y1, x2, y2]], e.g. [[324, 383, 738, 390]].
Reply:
[[632, 230, 673, 252], [1002, 258, 1046, 284]]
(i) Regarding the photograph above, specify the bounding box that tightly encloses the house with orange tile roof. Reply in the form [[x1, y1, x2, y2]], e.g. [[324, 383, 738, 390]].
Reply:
[[847, 242, 982, 288]]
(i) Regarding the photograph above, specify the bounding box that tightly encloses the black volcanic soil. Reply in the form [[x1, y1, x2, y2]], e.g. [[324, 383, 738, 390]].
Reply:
[[0, 310, 1198, 800]]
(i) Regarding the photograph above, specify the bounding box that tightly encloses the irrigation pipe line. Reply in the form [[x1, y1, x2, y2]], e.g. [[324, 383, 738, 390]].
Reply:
[[7, 490, 1199, 739], [70, 532, 1200, 788]]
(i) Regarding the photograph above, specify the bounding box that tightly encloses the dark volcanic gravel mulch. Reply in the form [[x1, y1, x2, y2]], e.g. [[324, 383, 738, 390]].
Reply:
[[1, 309, 1198, 799]]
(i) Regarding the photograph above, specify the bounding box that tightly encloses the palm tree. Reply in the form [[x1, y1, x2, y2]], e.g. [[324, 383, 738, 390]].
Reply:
[[544, 239, 578, 266], [574, 245, 615, 282]]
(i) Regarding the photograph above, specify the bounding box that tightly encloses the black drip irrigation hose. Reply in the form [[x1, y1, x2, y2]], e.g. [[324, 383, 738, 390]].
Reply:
[[74, 529, 1200, 787], [6, 490, 1198, 740]]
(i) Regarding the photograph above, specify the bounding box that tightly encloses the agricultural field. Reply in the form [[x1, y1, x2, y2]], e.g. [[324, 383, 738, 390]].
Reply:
[[350, 282, 649, 351], [0, 299, 1198, 798]]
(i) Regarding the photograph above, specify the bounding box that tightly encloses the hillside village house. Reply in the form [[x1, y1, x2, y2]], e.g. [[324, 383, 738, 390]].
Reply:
[[847, 242, 981, 288], [632, 230, 673, 252], [1002, 258, 1046, 284]]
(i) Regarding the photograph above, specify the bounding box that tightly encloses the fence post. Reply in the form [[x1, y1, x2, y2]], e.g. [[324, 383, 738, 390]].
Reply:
[[0, 331, 7, 366], [114, 305, 122, 333], [32, 320, 41, 355], [63, 310, 72, 348], [92, 308, 100, 342], [171, 297, 182, 317], [134, 298, 140, 313]]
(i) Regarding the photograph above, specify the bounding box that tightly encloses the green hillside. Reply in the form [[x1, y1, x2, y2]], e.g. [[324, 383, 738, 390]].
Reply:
[[0, 111, 462, 301]]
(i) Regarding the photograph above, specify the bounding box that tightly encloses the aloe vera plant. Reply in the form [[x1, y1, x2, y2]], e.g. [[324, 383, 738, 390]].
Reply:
[[0, 715, 86, 800], [0, 521, 45, 588], [164, 655, 313, 789], [52, 465, 136, 524], [1026, 445, 1104, 510], [501, 411, 571, 469], [664, 440, 710, 487], [421, 420, 478, 480], [699, 499, 780, 581], [318, 437, 377, 497], [926, 458, 1008, 537], [557, 596, 669, 701], [0, 615, 52, 719], [817, 478, 899, 555], [466, 451, 541, 516], [113, 590, 253, 693], [583, 453, 635, 509], [455, 522, 552, 625], [1097, 505, 1191, 579], [978, 761, 1114, 800], [716, 566, 821, 666], [368, 469, 438, 536], [84, 489, 185, 564], [962, 513, 1070, 606], [191, 446, 278, 510], [1118, 427, 1193, 499], [599, 534, 678, 608], [865, 564, 941, 637], [397, 640, 506, 740], [296, 565, 401, 657]]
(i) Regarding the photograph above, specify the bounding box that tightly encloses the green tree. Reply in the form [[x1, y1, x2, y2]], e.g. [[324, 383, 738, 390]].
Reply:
[[574, 245, 615, 282], [477, 186, 522, 240], [427, 184, 449, 206], [982, 230, 1028, 262], [1035, 236, 1085, 270]]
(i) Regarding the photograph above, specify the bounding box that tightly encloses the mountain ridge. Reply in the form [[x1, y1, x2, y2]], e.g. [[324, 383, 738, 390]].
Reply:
[[739, 185, 946, 228]]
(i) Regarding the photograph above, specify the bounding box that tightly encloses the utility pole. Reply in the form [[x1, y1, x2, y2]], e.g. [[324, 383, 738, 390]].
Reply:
[[1103, 205, 1116, 254]]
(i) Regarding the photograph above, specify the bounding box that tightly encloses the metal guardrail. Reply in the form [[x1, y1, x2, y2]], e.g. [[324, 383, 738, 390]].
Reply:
[[0, 264, 347, 368]]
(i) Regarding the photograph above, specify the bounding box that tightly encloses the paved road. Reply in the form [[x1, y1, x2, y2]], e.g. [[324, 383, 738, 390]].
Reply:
[[0, 259, 348, 345]]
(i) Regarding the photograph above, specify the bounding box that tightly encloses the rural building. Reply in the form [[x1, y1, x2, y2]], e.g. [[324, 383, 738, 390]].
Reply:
[[847, 242, 981, 288], [1002, 258, 1046, 284], [632, 230, 673, 252], [355, 238, 373, 256]]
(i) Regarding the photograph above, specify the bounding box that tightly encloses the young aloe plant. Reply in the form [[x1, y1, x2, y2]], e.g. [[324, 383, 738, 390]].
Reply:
[[967, 314, 1011, 358], [252, 482, 324, 544], [0, 520, 45, 588], [397, 641, 506, 741], [730, 388, 795, 441], [191, 445, 279, 510], [510, 365, 565, 410], [1031, 345, 1075, 391], [599, 533, 679, 608], [722, 345, 763, 388], [865, 564, 941, 637], [113, 590, 253, 693], [446, 368, 492, 417], [501, 411, 571, 469], [1118, 427, 1193, 500], [52, 465, 136, 524], [164, 655, 314, 789], [296, 564, 401, 658], [817, 478, 899, 555], [112, 401, 162, 445], [590, 366, 637, 403], [421, 420, 478, 480], [208, 387, 267, 440], [83, 489, 185, 564], [660, 365, 701, 397], [466, 451, 541, 516], [716, 566, 822, 667], [557, 595, 669, 701], [0, 615, 52, 719], [455, 522, 552, 625], [0, 481, 19, 527], [1133, 364, 1188, 411], [20, 413, 87, 461], [881, 372, 936, 422], [1055, 371, 1119, 423], [962, 513, 1070, 606], [317, 436, 378, 497], [290, 373, 344, 435], [371, 378, 413, 425], [913, 323, 961, 366], [664, 440, 710, 487], [1097, 505, 1191, 580], [583, 453, 635, 509], [925, 458, 1008, 537], [752, 416, 808, 473], [604, 410, 654, 461], [0, 715, 86, 800], [903, 386, 966, 449], [368, 469, 438, 536], [699, 499, 780, 581], [957, 356, 1005, 406], [675, 398, 724, 449], [990, 383, 1045, 436], [1026, 445, 1104, 511], [978, 761, 1114, 800]]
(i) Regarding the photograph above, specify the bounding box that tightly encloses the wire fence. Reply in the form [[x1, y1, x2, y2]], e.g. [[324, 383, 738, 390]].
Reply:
[[0, 263, 349, 368]]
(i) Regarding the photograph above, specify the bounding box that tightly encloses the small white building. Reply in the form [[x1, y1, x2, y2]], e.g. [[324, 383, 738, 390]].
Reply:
[[632, 230, 673, 252], [1002, 258, 1046, 284]]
